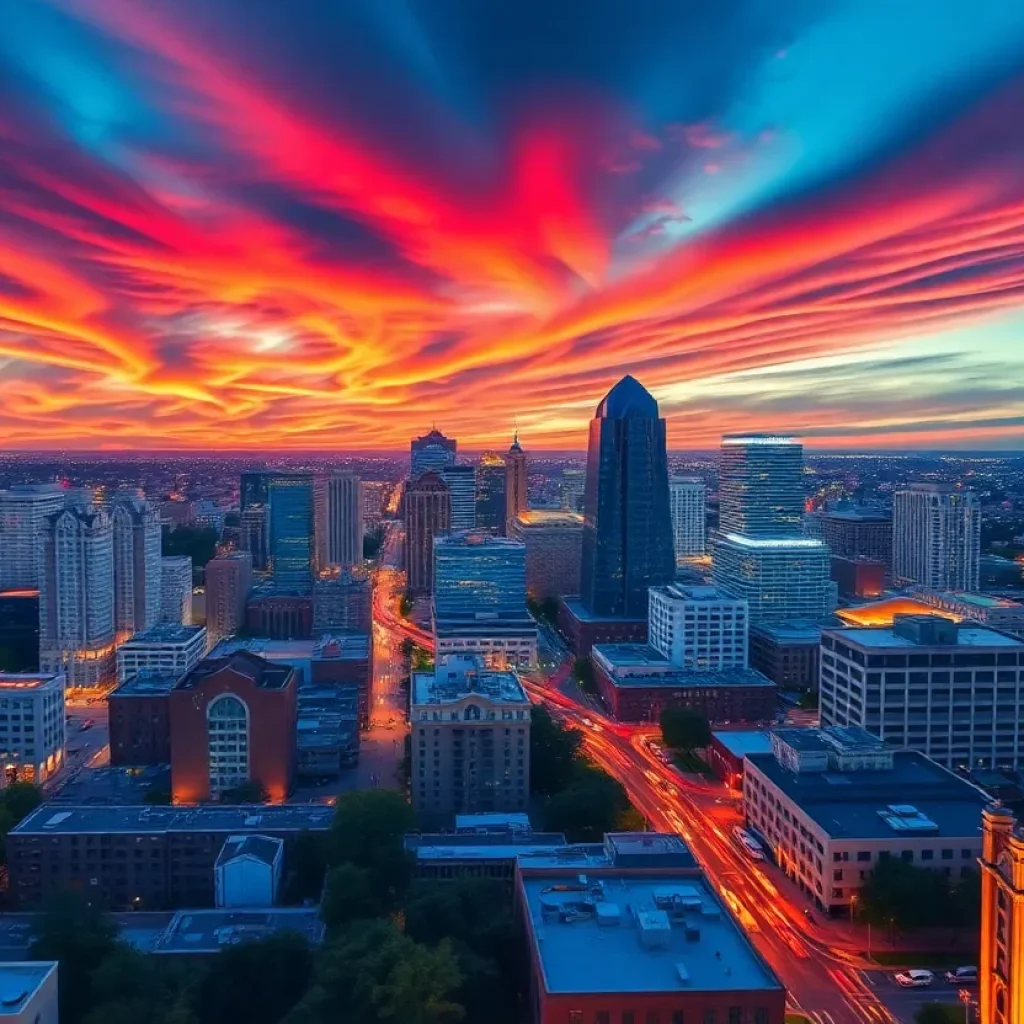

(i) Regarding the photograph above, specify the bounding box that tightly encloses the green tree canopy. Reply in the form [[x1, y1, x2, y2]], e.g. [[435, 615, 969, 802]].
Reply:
[[84, 945, 198, 1024], [859, 857, 956, 931], [659, 706, 712, 753], [285, 829, 329, 904], [162, 525, 217, 568], [320, 863, 382, 934], [529, 704, 583, 796], [541, 763, 641, 842], [914, 1004, 963, 1024]]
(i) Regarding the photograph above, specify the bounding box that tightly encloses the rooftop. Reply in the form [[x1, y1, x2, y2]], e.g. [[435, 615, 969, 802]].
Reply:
[[711, 730, 774, 759], [593, 645, 775, 690], [560, 598, 646, 626], [110, 672, 177, 697], [921, 590, 1023, 611], [513, 509, 584, 528], [11, 804, 334, 836], [0, 673, 62, 692], [0, 962, 56, 1015], [837, 597, 949, 627], [153, 908, 325, 954], [215, 834, 284, 869], [435, 530, 527, 550], [412, 655, 529, 706], [825, 625, 1022, 649], [595, 374, 659, 420], [652, 584, 741, 603], [745, 749, 988, 841], [407, 831, 568, 862], [119, 624, 206, 647], [176, 650, 294, 691], [824, 509, 891, 523], [750, 622, 822, 644]]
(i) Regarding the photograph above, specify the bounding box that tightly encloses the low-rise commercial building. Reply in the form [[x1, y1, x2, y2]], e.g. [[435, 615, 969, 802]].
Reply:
[[0, 673, 66, 784], [0, 962, 58, 1024], [743, 726, 988, 914], [244, 592, 313, 640], [116, 624, 207, 685], [517, 832, 786, 1024], [507, 510, 583, 600], [707, 730, 773, 787], [556, 598, 647, 657], [107, 673, 174, 766], [820, 615, 1024, 770], [748, 623, 821, 691], [647, 584, 748, 670], [592, 644, 776, 724]]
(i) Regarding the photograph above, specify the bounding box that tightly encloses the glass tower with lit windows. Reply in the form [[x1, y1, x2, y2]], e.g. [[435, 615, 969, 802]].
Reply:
[[268, 473, 315, 594]]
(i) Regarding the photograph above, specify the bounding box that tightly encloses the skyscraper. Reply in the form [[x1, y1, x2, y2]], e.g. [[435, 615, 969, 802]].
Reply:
[[268, 473, 314, 593], [505, 431, 528, 526], [893, 483, 980, 591], [440, 465, 476, 530], [160, 555, 193, 625], [240, 504, 269, 570], [405, 472, 450, 596], [111, 493, 162, 636], [240, 471, 269, 510], [411, 428, 456, 479], [578, 376, 675, 618], [326, 473, 364, 568], [205, 551, 253, 642], [475, 452, 507, 533], [669, 476, 706, 561], [0, 483, 67, 589], [38, 504, 116, 689], [718, 435, 804, 539]]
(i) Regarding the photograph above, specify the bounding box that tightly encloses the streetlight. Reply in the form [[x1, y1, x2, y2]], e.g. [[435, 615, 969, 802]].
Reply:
[[959, 988, 972, 1024]]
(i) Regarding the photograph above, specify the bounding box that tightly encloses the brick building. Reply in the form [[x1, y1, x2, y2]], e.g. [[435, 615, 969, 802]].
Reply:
[[244, 592, 313, 640], [108, 673, 174, 766], [748, 623, 821, 691], [557, 598, 647, 657]]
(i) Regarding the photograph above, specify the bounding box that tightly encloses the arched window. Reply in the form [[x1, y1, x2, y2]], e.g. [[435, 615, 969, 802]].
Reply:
[[207, 694, 249, 796], [464, 704, 481, 721]]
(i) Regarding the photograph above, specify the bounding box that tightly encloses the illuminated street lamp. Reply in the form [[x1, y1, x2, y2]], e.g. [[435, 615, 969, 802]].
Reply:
[[959, 988, 972, 1024]]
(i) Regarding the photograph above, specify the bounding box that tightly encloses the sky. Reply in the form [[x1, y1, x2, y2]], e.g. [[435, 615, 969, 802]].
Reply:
[[1, 0, 1023, 451]]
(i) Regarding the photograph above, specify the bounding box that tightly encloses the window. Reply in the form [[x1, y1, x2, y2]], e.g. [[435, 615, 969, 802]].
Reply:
[[623, 1014, 635, 1024], [856, 851, 871, 862], [901, 851, 914, 863], [596, 1013, 611, 1024], [941, 849, 954, 860], [962, 850, 974, 859], [206, 694, 249, 795], [671, 1013, 684, 1024], [646, 1013, 660, 1024], [728, 1009, 741, 1024], [921, 849, 934, 861], [833, 870, 843, 881]]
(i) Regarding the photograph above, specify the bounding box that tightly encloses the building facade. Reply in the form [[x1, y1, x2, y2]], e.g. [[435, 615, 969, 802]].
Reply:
[[325, 473, 363, 569], [505, 433, 528, 528], [669, 476, 706, 561], [980, 806, 1024, 1024], [821, 509, 892, 567], [38, 505, 116, 689], [405, 472, 451, 596], [411, 427, 457, 479], [160, 556, 192, 625], [830, 556, 886, 599], [475, 452, 506, 533], [748, 623, 820, 691], [312, 570, 371, 633], [111, 494, 163, 637], [411, 654, 531, 822], [440, 465, 477, 530], [507, 510, 583, 600], [116, 624, 207, 685], [240, 504, 269, 571], [107, 673, 173, 765], [205, 552, 253, 642], [267, 473, 315, 594], [648, 584, 748, 670], [579, 375, 675, 619], [913, 589, 1024, 637], [719, 435, 804, 539], [820, 615, 1024, 770], [0, 673, 65, 783], [893, 483, 980, 591], [0, 483, 67, 590], [244, 592, 313, 640]]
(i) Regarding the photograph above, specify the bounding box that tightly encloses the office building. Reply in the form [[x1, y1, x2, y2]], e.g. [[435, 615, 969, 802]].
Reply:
[[214, 834, 285, 908], [0, 963, 58, 1024], [7, 803, 333, 910], [670, 476, 706, 561], [240, 504, 269, 571], [591, 644, 775, 724], [411, 654, 531, 822], [108, 673, 175, 766], [0, 589, 39, 672], [748, 623, 821, 691], [240, 471, 269, 510], [830, 556, 886, 599], [475, 452, 507, 533], [719, 435, 804, 539], [312, 569, 371, 633], [160, 556, 192, 625], [170, 650, 298, 803], [893, 483, 980, 591], [205, 552, 253, 642], [38, 505, 116, 689], [411, 427, 457, 479], [820, 615, 1024, 770], [116, 624, 207, 685], [0, 483, 66, 590], [433, 531, 537, 668], [362, 480, 389, 527], [440, 465, 477, 530], [648, 584, 748, 670], [744, 726, 988, 914], [980, 806, 1024, 1024], [577, 375, 675, 619], [517, 832, 786, 1024], [245, 589, 312, 640], [913, 589, 1024, 637], [556, 599, 649, 658], [268, 473, 315, 594], [405, 472, 450, 596], [325, 473, 363, 568], [0, 673, 66, 784], [296, 684, 360, 777], [505, 431, 528, 527], [507, 510, 583, 600], [560, 468, 585, 513], [111, 494, 163, 636], [312, 474, 328, 573], [821, 508, 892, 567]]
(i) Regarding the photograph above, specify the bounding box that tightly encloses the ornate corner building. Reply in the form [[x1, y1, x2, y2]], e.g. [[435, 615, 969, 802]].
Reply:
[[981, 806, 1024, 1024]]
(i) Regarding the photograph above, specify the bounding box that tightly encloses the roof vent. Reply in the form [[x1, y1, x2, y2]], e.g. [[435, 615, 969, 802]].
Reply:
[[596, 903, 621, 927], [637, 910, 672, 949], [685, 926, 701, 942], [675, 963, 691, 985]]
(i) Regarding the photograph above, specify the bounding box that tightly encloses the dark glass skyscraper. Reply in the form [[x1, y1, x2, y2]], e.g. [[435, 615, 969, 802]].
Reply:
[[411, 428, 457, 479], [268, 473, 314, 594], [475, 452, 507, 533], [240, 471, 269, 510], [579, 375, 675, 618]]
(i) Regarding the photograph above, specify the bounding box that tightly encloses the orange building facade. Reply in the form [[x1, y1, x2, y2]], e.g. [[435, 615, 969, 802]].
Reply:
[[981, 806, 1024, 1024]]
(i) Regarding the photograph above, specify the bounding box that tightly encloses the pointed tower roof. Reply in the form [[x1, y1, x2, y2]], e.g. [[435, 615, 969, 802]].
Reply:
[[595, 374, 659, 419]]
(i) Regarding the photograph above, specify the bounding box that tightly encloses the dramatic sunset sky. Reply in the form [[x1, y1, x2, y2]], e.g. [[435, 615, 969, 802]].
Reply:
[[1, 0, 1023, 451]]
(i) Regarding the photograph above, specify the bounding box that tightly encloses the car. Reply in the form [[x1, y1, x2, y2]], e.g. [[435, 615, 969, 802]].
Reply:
[[944, 966, 978, 985], [894, 970, 934, 988]]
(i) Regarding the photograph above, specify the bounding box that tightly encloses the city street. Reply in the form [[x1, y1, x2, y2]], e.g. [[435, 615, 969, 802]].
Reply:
[[47, 703, 110, 795]]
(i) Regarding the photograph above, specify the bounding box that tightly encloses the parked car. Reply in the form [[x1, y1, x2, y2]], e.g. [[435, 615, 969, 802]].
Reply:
[[944, 966, 978, 985], [894, 970, 934, 988]]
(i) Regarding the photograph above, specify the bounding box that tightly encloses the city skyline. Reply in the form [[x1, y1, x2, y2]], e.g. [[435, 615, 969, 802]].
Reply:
[[0, 1, 1023, 453]]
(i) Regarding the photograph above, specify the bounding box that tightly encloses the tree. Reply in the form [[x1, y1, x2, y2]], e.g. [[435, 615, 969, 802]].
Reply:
[[193, 931, 314, 1024], [285, 829, 329, 904], [399, 592, 413, 618], [572, 656, 596, 694], [320, 864, 382, 933], [859, 857, 953, 931], [143, 783, 172, 805], [29, 888, 121, 1024], [541, 764, 640, 842], [914, 1005, 962, 1024], [659, 706, 712, 753], [949, 866, 981, 931], [529, 705, 583, 796], [162, 525, 217, 568], [219, 779, 269, 803], [0, 780, 43, 823], [85, 945, 198, 1024]]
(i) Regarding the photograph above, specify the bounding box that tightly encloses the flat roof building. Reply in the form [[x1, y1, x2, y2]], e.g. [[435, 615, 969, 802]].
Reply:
[[116, 624, 207, 685], [648, 584, 748, 671], [108, 672, 174, 766], [0, 673, 65, 785], [748, 622, 821, 692], [508, 510, 583, 600], [912, 589, 1024, 637]]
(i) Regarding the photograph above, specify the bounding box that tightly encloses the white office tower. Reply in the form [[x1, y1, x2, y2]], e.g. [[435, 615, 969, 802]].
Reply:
[[326, 473, 364, 568], [160, 555, 193, 625], [712, 435, 836, 624], [648, 584, 747, 669], [893, 483, 980, 591], [669, 476, 706, 561], [440, 465, 477, 530], [38, 505, 116, 689], [0, 483, 67, 589], [111, 493, 162, 635]]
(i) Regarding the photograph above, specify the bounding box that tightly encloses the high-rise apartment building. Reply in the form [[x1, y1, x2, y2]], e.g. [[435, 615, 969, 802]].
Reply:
[[718, 435, 804, 539], [268, 473, 314, 593], [240, 471, 269, 510], [508, 510, 583, 600], [821, 508, 892, 566], [440, 465, 477, 530], [893, 483, 980, 591], [205, 552, 253, 642], [579, 376, 675, 619], [980, 806, 1024, 1024], [0, 483, 66, 589], [38, 505, 116, 689], [648, 585, 748, 670], [411, 654, 531, 821], [405, 472, 450, 596], [475, 452, 506, 533], [111, 493, 162, 636], [505, 432, 528, 527], [240, 504, 269, 571], [326, 473, 363, 568], [0, 672, 66, 784], [160, 556, 192, 625], [669, 476, 706, 561], [411, 428, 457, 479]]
